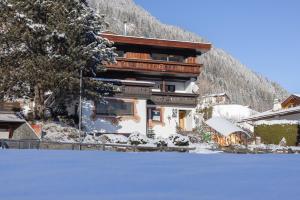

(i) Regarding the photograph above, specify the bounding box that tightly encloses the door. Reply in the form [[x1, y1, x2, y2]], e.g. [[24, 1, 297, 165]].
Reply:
[[179, 110, 186, 130]]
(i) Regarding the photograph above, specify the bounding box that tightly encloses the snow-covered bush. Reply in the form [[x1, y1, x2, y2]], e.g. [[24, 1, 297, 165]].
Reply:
[[153, 137, 168, 147], [42, 122, 81, 143], [83, 135, 100, 144], [99, 134, 128, 144], [169, 134, 190, 146], [128, 132, 149, 145]]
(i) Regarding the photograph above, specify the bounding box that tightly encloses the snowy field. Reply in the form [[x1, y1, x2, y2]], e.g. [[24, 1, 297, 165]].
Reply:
[[0, 150, 300, 200]]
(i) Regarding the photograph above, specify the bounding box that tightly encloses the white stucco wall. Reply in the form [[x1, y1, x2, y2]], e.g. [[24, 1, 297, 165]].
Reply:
[[82, 99, 147, 135], [149, 106, 197, 138], [151, 79, 197, 94]]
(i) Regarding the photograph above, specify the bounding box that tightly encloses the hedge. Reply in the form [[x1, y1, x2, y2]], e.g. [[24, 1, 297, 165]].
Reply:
[[254, 124, 300, 146]]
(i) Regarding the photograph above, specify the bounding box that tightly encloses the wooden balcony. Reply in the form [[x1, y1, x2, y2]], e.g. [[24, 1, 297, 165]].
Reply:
[[114, 85, 152, 99], [107, 58, 202, 76], [149, 92, 198, 107]]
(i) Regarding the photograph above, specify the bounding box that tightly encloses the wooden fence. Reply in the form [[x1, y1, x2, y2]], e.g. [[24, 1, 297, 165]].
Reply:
[[0, 139, 195, 153]]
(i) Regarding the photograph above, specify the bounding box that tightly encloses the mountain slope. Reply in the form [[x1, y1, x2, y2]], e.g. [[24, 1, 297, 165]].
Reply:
[[89, 0, 289, 111]]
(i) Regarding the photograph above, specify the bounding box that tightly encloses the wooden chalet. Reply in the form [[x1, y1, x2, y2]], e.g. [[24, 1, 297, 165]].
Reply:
[[81, 32, 212, 137]]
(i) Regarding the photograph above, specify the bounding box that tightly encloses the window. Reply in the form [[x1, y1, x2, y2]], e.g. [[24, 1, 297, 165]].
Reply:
[[151, 53, 186, 63], [166, 84, 176, 93], [151, 53, 168, 61], [96, 99, 134, 116], [116, 50, 125, 58], [168, 55, 185, 63], [151, 109, 161, 122]]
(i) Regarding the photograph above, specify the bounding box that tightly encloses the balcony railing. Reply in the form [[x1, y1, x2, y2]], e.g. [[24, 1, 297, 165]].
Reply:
[[107, 58, 202, 75], [150, 92, 198, 107]]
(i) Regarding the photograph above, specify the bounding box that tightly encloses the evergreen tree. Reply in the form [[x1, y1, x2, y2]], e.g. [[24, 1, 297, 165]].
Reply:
[[0, 0, 116, 118]]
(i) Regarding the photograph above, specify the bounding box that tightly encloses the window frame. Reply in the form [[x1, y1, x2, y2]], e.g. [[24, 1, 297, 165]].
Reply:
[[151, 53, 186, 63], [95, 99, 134, 117], [149, 108, 162, 122]]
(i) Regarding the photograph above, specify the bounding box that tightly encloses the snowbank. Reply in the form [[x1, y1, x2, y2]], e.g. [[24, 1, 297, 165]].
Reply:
[[190, 143, 222, 154], [42, 122, 81, 143]]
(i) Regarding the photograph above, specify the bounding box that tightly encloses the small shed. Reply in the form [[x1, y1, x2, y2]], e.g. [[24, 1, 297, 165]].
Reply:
[[0, 113, 39, 140], [205, 117, 250, 146]]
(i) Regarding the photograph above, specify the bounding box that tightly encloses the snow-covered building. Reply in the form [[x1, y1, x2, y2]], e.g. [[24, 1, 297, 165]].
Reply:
[[199, 92, 230, 109], [82, 32, 211, 138], [242, 94, 300, 123], [205, 117, 250, 146]]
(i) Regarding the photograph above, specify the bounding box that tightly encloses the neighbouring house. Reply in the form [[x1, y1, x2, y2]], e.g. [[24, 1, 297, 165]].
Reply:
[[241, 95, 300, 146], [199, 92, 231, 109], [205, 117, 250, 146], [281, 94, 300, 109], [0, 102, 39, 140], [81, 32, 212, 138]]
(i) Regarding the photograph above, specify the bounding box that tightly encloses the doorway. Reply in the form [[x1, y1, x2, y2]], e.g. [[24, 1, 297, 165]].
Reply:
[[179, 110, 186, 131]]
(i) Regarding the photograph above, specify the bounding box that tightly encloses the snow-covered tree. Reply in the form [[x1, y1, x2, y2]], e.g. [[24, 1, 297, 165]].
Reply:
[[0, 0, 116, 118]]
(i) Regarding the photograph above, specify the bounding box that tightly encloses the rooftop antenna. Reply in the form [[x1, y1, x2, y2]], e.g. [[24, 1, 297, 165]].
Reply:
[[124, 20, 127, 36]]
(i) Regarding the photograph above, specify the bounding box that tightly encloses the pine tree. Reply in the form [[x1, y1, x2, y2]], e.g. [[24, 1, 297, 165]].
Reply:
[[0, 0, 116, 118]]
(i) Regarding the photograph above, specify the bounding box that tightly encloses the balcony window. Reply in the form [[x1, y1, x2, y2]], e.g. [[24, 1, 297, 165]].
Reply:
[[116, 50, 125, 58], [151, 53, 186, 63], [168, 55, 185, 63], [96, 99, 134, 116], [151, 53, 168, 61]]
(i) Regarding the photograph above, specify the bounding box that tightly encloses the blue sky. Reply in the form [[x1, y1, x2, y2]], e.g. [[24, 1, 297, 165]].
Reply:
[[134, 0, 300, 93]]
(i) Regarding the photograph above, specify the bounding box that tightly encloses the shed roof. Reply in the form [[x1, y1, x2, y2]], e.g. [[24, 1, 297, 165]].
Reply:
[[0, 113, 25, 123], [205, 117, 250, 137]]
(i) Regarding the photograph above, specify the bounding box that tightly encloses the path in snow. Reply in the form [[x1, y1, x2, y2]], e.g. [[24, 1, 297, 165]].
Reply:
[[0, 150, 299, 200]]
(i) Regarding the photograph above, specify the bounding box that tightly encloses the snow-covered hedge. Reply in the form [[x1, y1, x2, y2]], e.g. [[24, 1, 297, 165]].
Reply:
[[169, 134, 190, 146], [255, 120, 300, 126], [128, 132, 149, 145], [99, 134, 128, 144]]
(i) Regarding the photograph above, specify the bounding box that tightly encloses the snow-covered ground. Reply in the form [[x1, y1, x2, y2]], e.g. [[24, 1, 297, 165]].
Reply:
[[1, 150, 300, 200]]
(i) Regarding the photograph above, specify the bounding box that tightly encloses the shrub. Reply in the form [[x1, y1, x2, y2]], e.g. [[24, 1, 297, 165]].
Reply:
[[255, 124, 299, 146], [128, 132, 149, 145], [169, 134, 190, 146]]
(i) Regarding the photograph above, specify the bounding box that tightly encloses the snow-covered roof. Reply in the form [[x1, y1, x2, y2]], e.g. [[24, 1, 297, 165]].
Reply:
[[254, 120, 300, 126], [294, 94, 300, 98], [241, 105, 300, 122], [0, 114, 25, 123], [205, 117, 250, 137], [212, 104, 258, 122]]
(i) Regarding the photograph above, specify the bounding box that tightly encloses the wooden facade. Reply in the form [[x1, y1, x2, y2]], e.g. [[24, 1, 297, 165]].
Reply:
[[108, 58, 202, 76], [281, 95, 300, 109], [102, 32, 211, 78]]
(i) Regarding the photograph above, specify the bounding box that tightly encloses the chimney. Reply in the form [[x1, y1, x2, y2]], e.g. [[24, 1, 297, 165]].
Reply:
[[273, 99, 282, 111], [123, 21, 127, 36]]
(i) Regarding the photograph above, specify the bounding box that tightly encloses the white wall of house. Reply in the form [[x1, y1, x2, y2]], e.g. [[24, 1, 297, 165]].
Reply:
[[149, 106, 197, 138], [151, 79, 197, 94], [82, 99, 147, 135]]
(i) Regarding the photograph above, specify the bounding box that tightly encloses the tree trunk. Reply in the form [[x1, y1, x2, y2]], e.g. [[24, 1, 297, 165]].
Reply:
[[34, 83, 45, 119]]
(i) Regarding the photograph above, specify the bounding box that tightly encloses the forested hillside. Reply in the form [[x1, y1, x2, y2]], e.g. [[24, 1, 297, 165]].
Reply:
[[88, 0, 289, 111]]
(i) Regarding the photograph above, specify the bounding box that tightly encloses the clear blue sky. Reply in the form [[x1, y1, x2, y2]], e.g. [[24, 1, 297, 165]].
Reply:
[[134, 0, 300, 93]]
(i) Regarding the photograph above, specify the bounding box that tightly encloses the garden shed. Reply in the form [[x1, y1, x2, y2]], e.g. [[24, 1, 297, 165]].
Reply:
[[205, 117, 250, 146]]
